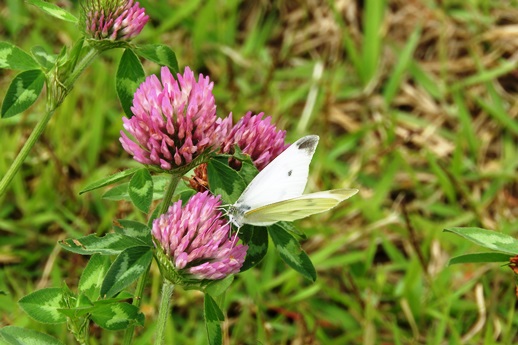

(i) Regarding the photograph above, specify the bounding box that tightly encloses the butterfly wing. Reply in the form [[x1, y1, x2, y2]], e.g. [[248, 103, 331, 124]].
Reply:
[[242, 188, 359, 226], [234, 135, 319, 210]]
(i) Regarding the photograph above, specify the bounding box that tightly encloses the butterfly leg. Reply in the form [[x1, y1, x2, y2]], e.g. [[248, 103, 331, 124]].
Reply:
[[230, 227, 241, 247]]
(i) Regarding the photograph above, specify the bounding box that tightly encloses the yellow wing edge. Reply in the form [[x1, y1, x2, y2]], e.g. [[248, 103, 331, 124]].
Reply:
[[243, 188, 359, 225]]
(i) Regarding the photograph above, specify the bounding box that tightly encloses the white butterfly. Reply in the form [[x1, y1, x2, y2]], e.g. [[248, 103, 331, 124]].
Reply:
[[227, 135, 358, 228]]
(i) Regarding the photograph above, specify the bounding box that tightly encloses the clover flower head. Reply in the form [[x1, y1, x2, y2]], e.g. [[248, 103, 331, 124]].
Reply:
[[84, 0, 149, 41], [120, 66, 231, 170], [222, 112, 289, 170], [152, 191, 248, 280], [188, 112, 288, 192]]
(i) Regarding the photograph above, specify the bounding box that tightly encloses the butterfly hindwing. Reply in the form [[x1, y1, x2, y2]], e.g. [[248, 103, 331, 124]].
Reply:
[[242, 189, 358, 226]]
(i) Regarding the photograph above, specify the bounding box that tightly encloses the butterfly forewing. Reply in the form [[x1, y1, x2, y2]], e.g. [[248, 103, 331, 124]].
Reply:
[[234, 135, 319, 210], [242, 188, 358, 226]]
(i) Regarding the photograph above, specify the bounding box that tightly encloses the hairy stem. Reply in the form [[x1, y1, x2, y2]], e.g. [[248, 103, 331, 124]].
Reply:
[[154, 279, 175, 344], [123, 173, 181, 345], [0, 107, 56, 196], [159, 172, 182, 214], [121, 260, 150, 345], [0, 45, 100, 196]]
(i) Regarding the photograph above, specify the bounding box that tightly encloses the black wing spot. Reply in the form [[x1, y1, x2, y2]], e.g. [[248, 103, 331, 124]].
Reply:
[[296, 135, 319, 154], [288, 170, 293, 176]]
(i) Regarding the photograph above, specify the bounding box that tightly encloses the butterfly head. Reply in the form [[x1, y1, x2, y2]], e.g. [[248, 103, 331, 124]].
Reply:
[[226, 202, 252, 229]]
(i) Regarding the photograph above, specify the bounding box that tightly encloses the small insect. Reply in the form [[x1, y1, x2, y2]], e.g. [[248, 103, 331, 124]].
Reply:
[[227, 135, 358, 229]]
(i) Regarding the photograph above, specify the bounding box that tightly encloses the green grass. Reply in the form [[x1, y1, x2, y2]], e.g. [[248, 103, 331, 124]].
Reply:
[[2, 0, 518, 344]]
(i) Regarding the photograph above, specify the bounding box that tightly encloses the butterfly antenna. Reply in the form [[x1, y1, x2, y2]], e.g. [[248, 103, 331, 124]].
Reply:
[[204, 216, 221, 235], [218, 203, 231, 210]]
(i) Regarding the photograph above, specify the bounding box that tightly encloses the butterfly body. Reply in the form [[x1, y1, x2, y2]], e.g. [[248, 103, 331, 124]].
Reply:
[[227, 135, 358, 229]]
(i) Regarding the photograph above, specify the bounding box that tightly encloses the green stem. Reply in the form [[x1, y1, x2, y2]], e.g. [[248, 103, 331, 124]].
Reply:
[[0, 45, 100, 197], [122, 173, 181, 345], [0, 107, 56, 195], [121, 260, 150, 345], [63, 47, 101, 90], [67, 316, 89, 345], [159, 173, 182, 214], [154, 279, 175, 345]]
